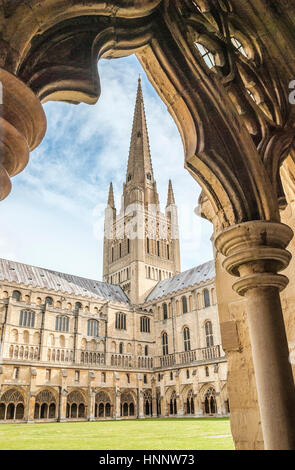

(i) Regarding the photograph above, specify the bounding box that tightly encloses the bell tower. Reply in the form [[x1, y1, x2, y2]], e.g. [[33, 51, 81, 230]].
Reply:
[[103, 78, 180, 304]]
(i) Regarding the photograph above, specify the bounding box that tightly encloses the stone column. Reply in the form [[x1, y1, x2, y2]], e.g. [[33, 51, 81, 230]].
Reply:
[[88, 389, 95, 421], [0, 68, 46, 201], [27, 393, 36, 423], [215, 221, 295, 450], [59, 389, 67, 422], [194, 394, 203, 417], [138, 390, 144, 419], [114, 391, 121, 419], [175, 371, 184, 416]]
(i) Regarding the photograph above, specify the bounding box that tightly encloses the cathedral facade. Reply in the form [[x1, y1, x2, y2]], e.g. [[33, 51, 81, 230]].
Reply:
[[0, 81, 228, 423]]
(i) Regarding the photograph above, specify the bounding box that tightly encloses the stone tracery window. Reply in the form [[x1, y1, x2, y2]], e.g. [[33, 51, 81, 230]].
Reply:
[[204, 387, 217, 414], [231, 37, 248, 58], [169, 391, 177, 415], [66, 390, 86, 419], [0, 388, 24, 420], [120, 392, 135, 417], [95, 391, 111, 418], [195, 42, 215, 69], [34, 389, 56, 419], [186, 389, 195, 415]]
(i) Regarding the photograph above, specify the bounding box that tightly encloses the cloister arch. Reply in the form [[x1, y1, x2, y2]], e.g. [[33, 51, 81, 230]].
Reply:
[[0, 388, 25, 421], [120, 391, 136, 418], [66, 390, 86, 419], [1, 0, 295, 450], [95, 391, 112, 419], [34, 389, 57, 420]]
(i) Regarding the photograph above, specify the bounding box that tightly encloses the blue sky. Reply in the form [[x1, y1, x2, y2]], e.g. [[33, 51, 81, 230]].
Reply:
[[0, 55, 213, 280]]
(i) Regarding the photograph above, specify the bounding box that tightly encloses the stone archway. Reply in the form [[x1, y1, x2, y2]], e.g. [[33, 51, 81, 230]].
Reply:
[[95, 391, 112, 419], [1, 0, 295, 450], [34, 389, 57, 420], [66, 390, 86, 419], [0, 388, 25, 421], [120, 391, 136, 418]]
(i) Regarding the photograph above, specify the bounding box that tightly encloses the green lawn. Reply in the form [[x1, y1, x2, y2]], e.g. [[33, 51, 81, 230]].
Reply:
[[0, 418, 234, 450]]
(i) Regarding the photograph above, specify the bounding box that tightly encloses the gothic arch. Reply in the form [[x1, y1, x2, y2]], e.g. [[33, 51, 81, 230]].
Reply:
[[120, 390, 136, 418], [0, 388, 25, 421], [66, 389, 86, 419], [34, 388, 57, 420], [95, 390, 112, 419]]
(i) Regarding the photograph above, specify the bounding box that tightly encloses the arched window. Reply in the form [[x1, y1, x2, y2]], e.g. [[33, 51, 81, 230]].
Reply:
[[87, 319, 99, 337], [183, 327, 191, 351], [115, 313, 126, 330], [119, 342, 123, 354], [45, 296, 53, 306], [203, 289, 210, 307], [231, 37, 248, 58], [144, 345, 148, 356], [162, 332, 168, 356], [169, 391, 177, 415], [146, 238, 150, 254], [182, 296, 188, 314], [19, 310, 35, 328], [55, 316, 69, 332], [195, 42, 215, 69], [75, 302, 82, 313], [204, 388, 217, 415], [162, 303, 168, 320], [205, 321, 214, 347], [140, 316, 150, 333], [12, 290, 21, 302]]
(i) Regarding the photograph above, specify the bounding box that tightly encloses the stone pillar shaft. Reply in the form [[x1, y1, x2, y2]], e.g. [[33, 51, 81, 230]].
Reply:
[[245, 286, 295, 449], [216, 221, 295, 450]]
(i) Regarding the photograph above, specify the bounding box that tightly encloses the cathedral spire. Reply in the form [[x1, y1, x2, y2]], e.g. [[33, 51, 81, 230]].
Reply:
[[126, 77, 154, 186], [107, 182, 115, 208], [166, 179, 175, 206]]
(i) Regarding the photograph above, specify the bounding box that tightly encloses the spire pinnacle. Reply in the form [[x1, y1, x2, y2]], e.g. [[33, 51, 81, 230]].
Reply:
[[107, 182, 115, 208], [126, 78, 154, 185], [166, 179, 175, 206]]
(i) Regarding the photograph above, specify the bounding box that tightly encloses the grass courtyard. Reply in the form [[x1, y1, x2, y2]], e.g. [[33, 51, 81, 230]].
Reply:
[[0, 418, 234, 450]]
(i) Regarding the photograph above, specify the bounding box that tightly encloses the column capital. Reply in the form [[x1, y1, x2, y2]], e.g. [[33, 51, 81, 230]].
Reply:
[[215, 221, 293, 296]]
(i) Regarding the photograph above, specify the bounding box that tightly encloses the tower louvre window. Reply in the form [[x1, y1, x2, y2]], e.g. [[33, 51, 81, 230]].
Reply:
[[146, 237, 150, 254]]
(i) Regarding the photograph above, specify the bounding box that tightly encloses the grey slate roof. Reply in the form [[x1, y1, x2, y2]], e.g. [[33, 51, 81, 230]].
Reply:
[[0, 258, 129, 304], [145, 260, 215, 302]]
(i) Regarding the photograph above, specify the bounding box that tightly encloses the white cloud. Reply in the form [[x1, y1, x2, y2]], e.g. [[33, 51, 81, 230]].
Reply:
[[0, 55, 213, 280]]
